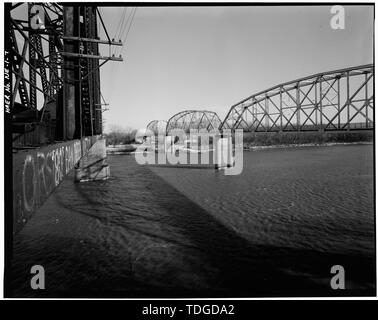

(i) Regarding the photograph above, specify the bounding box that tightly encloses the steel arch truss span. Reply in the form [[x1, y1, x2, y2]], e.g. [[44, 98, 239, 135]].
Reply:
[[221, 64, 374, 132], [146, 120, 168, 135], [166, 110, 222, 134]]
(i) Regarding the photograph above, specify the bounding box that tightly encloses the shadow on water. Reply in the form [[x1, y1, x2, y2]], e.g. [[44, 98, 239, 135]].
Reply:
[[11, 160, 375, 298], [131, 166, 375, 298]]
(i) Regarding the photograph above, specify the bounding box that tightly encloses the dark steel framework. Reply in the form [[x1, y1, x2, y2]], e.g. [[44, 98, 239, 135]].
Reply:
[[9, 3, 122, 146], [166, 110, 222, 134], [221, 64, 374, 132], [10, 4, 64, 118]]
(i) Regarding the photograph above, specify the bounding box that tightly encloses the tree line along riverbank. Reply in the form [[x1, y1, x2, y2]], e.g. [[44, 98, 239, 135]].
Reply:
[[242, 130, 373, 147], [105, 129, 373, 154]]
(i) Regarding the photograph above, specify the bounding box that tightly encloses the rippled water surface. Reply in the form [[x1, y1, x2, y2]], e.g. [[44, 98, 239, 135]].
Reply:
[[11, 145, 375, 297]]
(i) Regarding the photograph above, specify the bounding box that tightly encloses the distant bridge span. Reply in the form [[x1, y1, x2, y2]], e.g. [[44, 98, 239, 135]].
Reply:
[[220, 64, 374, 132], [166, 110, 222, 134], [146, 120, 168, 135]]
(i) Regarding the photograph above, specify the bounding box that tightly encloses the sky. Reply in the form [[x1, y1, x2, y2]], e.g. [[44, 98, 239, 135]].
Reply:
[[97, 5, 373, 132]]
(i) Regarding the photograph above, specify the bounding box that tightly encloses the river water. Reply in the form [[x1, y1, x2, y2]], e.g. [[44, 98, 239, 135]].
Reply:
[[10, 144, 375, 297]]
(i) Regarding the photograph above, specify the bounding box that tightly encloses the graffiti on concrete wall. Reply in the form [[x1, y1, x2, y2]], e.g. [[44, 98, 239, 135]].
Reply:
[[13, 136, 96, 233]]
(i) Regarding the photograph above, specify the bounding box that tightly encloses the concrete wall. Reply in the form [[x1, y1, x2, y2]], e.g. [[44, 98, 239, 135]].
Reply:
[[12, 136, 99, 234]]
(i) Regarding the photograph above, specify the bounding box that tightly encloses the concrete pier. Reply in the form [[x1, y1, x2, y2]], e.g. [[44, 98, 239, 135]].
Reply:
[[214, 134, 233, 170], [74, 138, 110, 182]]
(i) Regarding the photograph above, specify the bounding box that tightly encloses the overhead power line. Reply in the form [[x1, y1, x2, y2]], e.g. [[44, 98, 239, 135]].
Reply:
[[120, 7, 137, 56], [115, 8, 128, 43]]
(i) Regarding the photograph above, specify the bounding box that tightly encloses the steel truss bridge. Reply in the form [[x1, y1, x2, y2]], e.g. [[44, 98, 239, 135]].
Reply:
[[147, 65, 373, 134], [8, 3, 122, 147], [165, 110, 222, 134], [221, 64, 374, 132], [146, 120, 168, 135]]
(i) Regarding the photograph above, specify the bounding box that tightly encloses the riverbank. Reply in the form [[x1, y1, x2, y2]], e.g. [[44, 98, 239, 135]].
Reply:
[[243, 129, 373, 146], [107, 139, 373, 155], [244, 141, 373, 151]]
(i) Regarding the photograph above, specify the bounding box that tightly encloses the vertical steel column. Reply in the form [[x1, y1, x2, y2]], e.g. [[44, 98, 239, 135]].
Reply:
[[85, 7, 94, 136], [245, 105, 248, 126], [63, 6, 78, 139], [346, 71, 350, 131], [48, 35, 57, 98], [296, 83, 300, 131], [337, 77, 340, 129], [279, 87, 283, 130], [319, 79, 323, 130], [315, 81, 318, 128], [265, 95, 269, 131], [365, 72, 368, 128], [93, 7, 102, 134], [90, 7, 96, 136], [78, 7, 83, 140]]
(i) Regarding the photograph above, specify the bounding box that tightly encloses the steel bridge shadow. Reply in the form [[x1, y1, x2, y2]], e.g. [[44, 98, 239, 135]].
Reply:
[[10, 158, 375, 298]]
